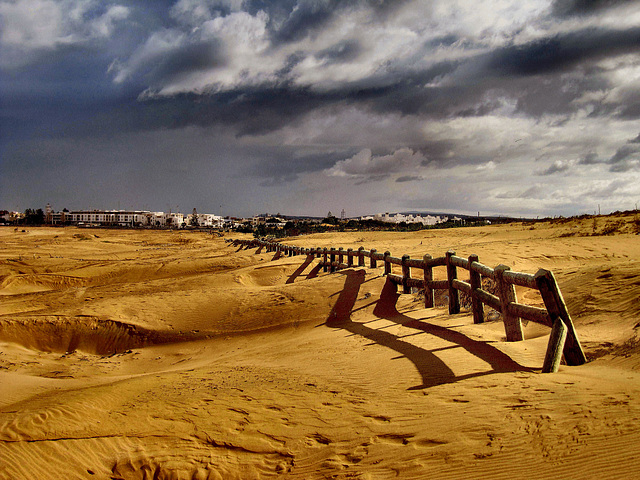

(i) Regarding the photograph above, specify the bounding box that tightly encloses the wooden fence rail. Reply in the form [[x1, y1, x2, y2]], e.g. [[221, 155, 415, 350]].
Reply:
[[229, 238, 587, 372]]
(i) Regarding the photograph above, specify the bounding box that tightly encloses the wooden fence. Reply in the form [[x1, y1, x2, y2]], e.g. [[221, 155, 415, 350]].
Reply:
[[229, 238, 587, 373]]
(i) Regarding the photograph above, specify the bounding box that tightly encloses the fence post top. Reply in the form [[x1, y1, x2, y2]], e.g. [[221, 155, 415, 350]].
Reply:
[[534, 268, 552, 280], [402, 254, 410, 261], [358, 246, 364, 251], [494, 264, 511, 273], [446, 250, 455, 256], [468, 253, 479, 261], [384, 250, 391, 256]]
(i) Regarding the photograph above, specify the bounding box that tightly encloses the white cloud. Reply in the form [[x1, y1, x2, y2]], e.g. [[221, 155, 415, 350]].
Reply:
[[0, 0, 129, 68], [325, 148, 426, 179], [115, 9, 273, 93], [111, 29, 187, 84]]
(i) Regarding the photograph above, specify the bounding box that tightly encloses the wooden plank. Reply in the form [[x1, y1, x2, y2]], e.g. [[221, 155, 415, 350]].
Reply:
[[535, 269, 587, 366], [406, 258, 425, 268], [388, 274, 403, 285], [474, 288, 502, 312], [507, 303, 551, 327], [503, 270, 537, 289], [469, 254, 484, 324], [401, 254, 411, 294], [452, 278, 471, 294], [407, 278, 424, 288], [430, 279, 449, 290], [542, 318, 568, 373], [450, 255, 469, 269], [469, 260, 494, 279], [495, 264, 524, 341], [426, 257, 447, 267], [388, 256, 403, 266], [446, 251, 461, 314], [423, 254, 434, 308]]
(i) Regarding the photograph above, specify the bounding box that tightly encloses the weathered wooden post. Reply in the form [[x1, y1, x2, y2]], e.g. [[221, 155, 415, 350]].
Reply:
[[494, 264, 524, 342], [535, 269, 587, 366], [542, 318, 568, 373], [330, 248, 336, 273], [446, 250, 460, 314], [323, 248, 328, 272], [370, 249, 377, 268], [469, 254, 484, 324], [401, 254, 411, 294], [423, 254, 434, 308], [358, 247, 365, 267], [338, 248, 344, 268], [347, 248, 353, 267], [384, 251, 391, 276]]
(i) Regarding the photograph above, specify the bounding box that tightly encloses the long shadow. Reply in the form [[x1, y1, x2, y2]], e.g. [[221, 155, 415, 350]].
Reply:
[[327, 270, 528, 390], [286, 255, 315, 284], [306, 262, 323, 279]]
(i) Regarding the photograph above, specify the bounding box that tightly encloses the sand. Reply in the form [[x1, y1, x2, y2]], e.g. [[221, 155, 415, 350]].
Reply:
[[1, 215, 640, 479]]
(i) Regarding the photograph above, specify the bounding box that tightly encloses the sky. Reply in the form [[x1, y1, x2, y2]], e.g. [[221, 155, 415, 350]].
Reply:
[[1, 0, 640, 218]]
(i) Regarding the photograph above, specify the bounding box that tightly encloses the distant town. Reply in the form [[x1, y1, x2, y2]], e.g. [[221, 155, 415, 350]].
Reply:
[[0, 204, 501, 237]]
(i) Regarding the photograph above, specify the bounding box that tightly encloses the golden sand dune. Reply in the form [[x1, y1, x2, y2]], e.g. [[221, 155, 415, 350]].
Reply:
[[1, 217, 640, 479]]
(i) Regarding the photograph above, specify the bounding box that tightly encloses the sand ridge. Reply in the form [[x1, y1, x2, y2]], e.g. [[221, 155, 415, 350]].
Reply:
[[1, 217, 640, 478]]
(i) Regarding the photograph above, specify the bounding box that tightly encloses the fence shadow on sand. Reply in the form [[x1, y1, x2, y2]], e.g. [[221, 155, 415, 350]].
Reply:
[[325, 269, 529, 390]]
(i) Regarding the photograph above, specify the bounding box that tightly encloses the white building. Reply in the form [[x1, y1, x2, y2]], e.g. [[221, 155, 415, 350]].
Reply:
[[185, 213, 223, 227], [373, 212, 446, 226]]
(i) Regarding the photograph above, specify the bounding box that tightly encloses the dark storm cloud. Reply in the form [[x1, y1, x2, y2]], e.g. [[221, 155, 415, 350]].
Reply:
[[488, 26, 640, 77], [539, 160, 572, 176], [396, 175, 423, 183], [252, 149, 357, 186], [142, 40, 225, 86], [149, 86, 342, 136], [107, 8, 639, 137], [551, 0, 636, 17], [579, 152, 604, 165], [574, 134, 640, 172], [608, 144, 640, 171]]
